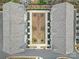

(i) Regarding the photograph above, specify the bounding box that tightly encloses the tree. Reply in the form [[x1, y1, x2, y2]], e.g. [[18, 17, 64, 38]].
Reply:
[[38, 0, 47, 4]]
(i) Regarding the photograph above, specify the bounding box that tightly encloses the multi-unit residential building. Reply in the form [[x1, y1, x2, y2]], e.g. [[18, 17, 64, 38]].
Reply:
[[1, 0, 79, 59]]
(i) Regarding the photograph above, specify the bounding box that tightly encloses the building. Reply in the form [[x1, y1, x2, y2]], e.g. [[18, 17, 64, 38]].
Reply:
[[3, 2, 25, 54], [2, 0, 79, 58]]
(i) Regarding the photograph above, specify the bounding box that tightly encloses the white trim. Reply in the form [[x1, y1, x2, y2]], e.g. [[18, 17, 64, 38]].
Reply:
[[27, 10, 50, 13], [56, 57, 72, 59], [45, 12, 48, 46], [7, 56, 43, 59], [26, 10, 50, 49], [30, 12, 32, 44], [24, 12, 27, 43], [28, 44, 49, 46]]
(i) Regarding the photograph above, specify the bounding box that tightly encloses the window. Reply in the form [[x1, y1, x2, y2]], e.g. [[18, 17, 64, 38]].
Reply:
[[77, 20, 79, 24], [27, 22, 30, 26], [48, 40, 50, 44], [76, 33, 79, 36], [27, 40, 30, 44], [77, 16, 79, 18], [27, 12, 30, 20], [27, 34, 30, 38], [27, 28, 30, 32], [48, 13, 50, 21], [48, 23, 50, 27], [76, 39, 79, 44], [76, 26, 79, 30], [48, 28, 50, 32], [48, 34, 50, 38]]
